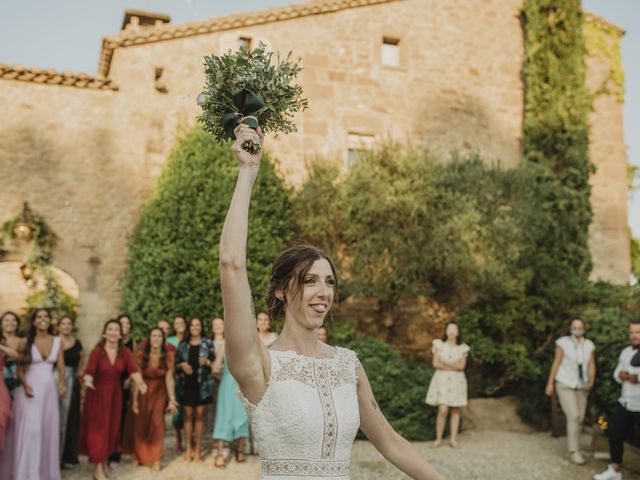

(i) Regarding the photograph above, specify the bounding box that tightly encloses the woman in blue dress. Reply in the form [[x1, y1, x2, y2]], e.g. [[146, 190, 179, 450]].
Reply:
[[211, 318, 249, 469]]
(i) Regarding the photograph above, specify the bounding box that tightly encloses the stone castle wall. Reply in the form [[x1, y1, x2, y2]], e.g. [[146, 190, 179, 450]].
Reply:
[[0, 0, 630, 345], [0, 80, 145, 340], [586, 50, 630, 283]]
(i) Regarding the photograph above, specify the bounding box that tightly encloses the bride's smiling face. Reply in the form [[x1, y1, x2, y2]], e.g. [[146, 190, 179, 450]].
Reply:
[[283, 259, 335, 330]]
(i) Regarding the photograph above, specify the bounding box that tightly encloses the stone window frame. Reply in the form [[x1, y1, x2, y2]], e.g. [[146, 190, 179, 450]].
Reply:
[[154, 66, 168, 93], [380, 35, 405, 70], [237, 36, 252, 51], [347, 132, 376, 168]]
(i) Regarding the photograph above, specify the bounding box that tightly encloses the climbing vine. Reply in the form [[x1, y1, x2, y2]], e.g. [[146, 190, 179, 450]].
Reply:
[[584, 14, 625, 102], [522, 0, 593, 283], [0, 203, 77, 322]]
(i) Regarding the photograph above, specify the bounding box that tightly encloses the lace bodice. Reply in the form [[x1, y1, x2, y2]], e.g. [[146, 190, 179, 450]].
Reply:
[[241, 347, 360, 479]]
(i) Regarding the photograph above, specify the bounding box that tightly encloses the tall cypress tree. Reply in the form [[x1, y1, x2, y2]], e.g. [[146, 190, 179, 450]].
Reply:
[[121, 127, 292, 334]]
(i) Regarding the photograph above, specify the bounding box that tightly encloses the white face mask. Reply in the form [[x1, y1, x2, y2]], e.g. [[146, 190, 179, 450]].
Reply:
[[571, 328, 585, 338]]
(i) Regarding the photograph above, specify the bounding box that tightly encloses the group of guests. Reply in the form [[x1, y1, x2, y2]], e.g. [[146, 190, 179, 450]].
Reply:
[[0, 308, 285, 480], [549, 318, 640, 480], [0, 309, 82, 479], [545, 316, 640, 480], [425, 317, 640, 480], [4, 304, 637, 479]]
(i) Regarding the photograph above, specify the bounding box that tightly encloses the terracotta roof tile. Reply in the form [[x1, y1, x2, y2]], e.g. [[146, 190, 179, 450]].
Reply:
[[0, 63, 118, 91], [98, 0, 400, 76], [96, 1, 624, 78]]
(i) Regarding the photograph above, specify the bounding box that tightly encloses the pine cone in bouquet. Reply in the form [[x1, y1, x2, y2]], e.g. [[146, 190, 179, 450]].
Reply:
[[197, 42, 308, 154]]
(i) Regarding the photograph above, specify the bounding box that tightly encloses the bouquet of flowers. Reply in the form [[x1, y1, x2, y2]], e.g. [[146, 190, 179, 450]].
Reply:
[[197, 42, 308, 154]]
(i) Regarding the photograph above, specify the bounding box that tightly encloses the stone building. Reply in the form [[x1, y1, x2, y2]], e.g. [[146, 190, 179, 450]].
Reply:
[[0, 0, 630, 343]]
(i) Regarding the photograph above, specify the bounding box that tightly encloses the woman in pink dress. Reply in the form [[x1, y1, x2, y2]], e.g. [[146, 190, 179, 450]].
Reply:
[[0, 355, 10, 454], [0, 308, 65, 480], [0, 322, 19, 454]]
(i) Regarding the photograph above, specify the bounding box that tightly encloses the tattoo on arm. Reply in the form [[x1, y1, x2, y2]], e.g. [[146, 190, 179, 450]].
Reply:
[[371, 398, 386, 426]]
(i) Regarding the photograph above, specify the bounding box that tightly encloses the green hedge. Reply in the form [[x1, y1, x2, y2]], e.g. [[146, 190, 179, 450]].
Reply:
[[121, 128, 292, 335], [331, 321, 436, 441], [295, 148, 536, 336], [294, 141, 639, 428], [582, 284, 640, 420], [632, 237, 640, 281]]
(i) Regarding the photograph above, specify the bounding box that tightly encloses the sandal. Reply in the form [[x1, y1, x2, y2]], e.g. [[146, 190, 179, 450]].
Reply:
[[236, 450, 246, 463], [214, 453, 225, 468], [183, 448, 192, 463]]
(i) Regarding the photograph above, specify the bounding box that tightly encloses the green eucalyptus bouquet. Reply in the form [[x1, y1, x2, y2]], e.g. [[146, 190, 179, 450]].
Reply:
[[197, 42, 308, 154]]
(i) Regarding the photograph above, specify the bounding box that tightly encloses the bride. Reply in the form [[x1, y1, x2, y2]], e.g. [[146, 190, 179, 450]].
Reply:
[[219, 124, 443, 480]]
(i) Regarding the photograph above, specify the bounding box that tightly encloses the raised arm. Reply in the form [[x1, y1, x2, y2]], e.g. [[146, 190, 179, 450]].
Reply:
[[219, 125, 269, 404], [0, 343, 19, 360], [357, 363, 443, 480]]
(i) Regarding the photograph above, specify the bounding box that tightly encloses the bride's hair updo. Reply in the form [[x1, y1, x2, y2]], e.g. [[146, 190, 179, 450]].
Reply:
[[266, 245, 339, 321]]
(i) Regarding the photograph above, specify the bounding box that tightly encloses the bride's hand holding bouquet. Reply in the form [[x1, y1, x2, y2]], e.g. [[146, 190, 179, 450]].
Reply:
[[232, 124, 264, 172], [197, 42, 307, 154]]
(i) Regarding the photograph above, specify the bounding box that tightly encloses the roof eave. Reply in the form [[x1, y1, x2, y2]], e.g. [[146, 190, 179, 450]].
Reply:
[[97, 0, 401, 77]]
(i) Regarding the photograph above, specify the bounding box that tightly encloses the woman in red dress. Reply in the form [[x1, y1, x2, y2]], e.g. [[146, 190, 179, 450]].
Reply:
[[78, 319, 147, 480], [131, 327, 177, 471]]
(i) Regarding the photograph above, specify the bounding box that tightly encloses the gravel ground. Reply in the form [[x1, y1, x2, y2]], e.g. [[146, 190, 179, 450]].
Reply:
[[62, 430, 640, 480]]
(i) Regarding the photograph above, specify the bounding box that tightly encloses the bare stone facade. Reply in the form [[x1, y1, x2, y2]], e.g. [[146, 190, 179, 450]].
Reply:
[[0, 0, 630, 344]]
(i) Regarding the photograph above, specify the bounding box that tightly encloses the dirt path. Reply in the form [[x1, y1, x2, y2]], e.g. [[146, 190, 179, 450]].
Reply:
[[61, 429, 640, 479]]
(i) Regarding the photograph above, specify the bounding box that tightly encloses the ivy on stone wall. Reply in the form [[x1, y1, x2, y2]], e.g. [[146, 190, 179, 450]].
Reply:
[[584, 16, 625, 102], [632, 237, 640, 281], [522, 0, 593, 287], [516, 0, 598, 425]]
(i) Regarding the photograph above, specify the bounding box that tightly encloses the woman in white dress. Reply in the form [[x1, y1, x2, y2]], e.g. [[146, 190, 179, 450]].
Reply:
[[219, 125, 443, 480], [425, 322, 469, 448]]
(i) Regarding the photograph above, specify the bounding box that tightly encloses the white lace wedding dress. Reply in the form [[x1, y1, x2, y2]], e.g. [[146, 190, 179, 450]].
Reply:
[[241, 347, 361, 479]]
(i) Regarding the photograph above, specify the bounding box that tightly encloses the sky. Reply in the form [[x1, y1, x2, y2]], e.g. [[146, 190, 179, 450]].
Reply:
[[0, 0, 637, 237]]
